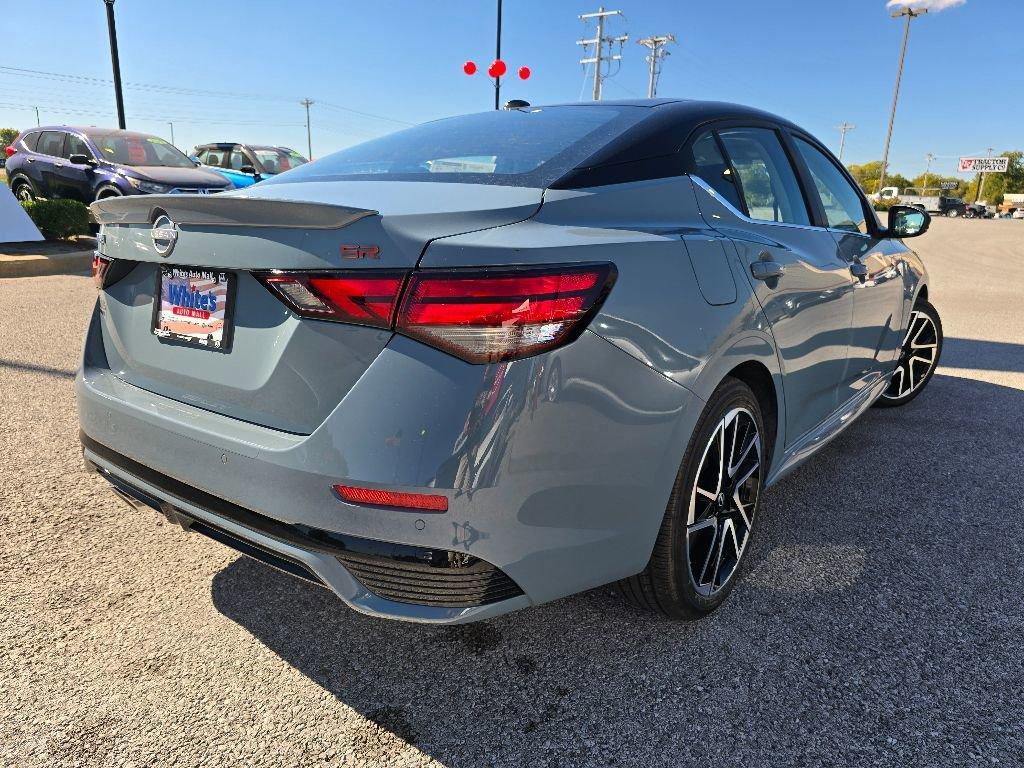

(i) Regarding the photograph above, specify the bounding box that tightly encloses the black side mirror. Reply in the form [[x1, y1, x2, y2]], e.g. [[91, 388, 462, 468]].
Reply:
[[239, 165, 257, 175], [69, 153, 97, 167], [888, 205, 930, 238]]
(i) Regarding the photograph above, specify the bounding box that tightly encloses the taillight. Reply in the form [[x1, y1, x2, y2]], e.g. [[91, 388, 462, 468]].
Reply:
[[256, 263, 615, 363], [255, 271, 407, 329], [4, 145, 16, 158], [92, 253, 112, 288], [397, 264, 616, 363]]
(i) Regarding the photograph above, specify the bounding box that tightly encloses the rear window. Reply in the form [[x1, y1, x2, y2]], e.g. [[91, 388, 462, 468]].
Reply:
[[263, 106, 649, 188]]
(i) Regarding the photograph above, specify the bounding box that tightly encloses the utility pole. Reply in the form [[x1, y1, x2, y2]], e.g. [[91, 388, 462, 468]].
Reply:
[[976, 147, 993, 203], [300, 98, 314, 159], [34, 106, 40, 127], [103, 0, 126, 129], [577, 7, 628, 101], [922, 152, 934, 191], [494, 0, 503, 110], [878, 6, 926, 192], [836, 122, 855, 162], [168, 122, 175, 147], [637, 34, 675, 98]]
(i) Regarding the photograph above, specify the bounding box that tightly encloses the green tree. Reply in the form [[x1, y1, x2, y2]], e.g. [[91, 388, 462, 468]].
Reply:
[[847, 160, 910, 194], [0, 127, 18, 154]]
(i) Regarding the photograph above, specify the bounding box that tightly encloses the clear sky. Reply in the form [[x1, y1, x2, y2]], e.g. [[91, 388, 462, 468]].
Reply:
[[1, 0, 1020, 179]]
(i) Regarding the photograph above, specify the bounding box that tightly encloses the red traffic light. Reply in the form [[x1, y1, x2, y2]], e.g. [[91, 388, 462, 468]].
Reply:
[[518, 66, 531, 80], [463, 60, 477, 76], [487, 59, 507, 78]]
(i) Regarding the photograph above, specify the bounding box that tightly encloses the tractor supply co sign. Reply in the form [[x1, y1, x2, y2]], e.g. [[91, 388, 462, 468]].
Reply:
[[958, 157, 1009, 173]]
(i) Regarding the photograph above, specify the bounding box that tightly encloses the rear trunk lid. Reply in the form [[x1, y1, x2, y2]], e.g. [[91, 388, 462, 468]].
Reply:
[[91, 182, 541, 434]]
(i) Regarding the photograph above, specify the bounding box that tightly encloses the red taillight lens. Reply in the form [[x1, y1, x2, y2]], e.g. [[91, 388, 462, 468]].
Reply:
[[333, 484, 448, 512], [256, 263, 615, 363], [255, 271, 406, 329], [397, 264, 615, 363], [92, 253, 112, 288], [4, 145, 16, 158]]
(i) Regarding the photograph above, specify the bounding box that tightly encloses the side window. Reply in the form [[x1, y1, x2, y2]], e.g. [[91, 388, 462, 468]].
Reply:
[[63, 134, 92, 160], [689, 132, 743, 211], [200, 149, 225, 167], [21, 131, 40, 151], [717, 127, 810, 226], [36, 131, 66, 157], [793, 137, 871, 234], [228, 148, 250, 170]]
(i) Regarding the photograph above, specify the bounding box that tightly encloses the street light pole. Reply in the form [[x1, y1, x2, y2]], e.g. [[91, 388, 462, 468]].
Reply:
[[878, 7, 926, 193], [103, 0, 127, 129], [976, 147, 993, 203], [494, 0, 503, 110], [168, 122, 175, 147]]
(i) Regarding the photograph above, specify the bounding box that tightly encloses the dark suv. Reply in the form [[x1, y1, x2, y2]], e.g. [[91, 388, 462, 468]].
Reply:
[[4, 127, 232, 203]]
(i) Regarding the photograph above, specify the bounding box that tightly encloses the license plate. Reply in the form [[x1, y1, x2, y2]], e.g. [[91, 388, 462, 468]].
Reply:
[[153, 266, 235, 351]]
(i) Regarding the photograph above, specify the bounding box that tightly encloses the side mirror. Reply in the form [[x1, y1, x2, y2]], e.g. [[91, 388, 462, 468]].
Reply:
[[239, 165, 258, 176], [888, 205, 930, 238], [70, 153, 96, 167]]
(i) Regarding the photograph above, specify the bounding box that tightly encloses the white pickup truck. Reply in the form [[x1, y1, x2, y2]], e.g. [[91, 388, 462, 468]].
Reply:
[[872, 187, 968, 217]]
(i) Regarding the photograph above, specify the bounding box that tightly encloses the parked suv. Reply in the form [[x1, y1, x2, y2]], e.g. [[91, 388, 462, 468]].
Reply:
[[192, 143, 308, 188], [4, 127, 232, 203]]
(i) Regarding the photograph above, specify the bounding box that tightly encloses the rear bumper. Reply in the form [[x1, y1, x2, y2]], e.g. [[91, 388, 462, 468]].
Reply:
[[77, 307, 702, 622], [83, 433, 527, 623]]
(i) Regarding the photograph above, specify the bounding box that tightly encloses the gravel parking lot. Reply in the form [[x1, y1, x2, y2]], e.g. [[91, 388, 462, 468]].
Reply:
[[2, 218, 1022, 767]]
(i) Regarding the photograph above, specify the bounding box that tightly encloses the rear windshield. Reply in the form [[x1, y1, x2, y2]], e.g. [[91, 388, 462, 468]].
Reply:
[[262, 105, 648, 188], [87, 132, 195, 168]]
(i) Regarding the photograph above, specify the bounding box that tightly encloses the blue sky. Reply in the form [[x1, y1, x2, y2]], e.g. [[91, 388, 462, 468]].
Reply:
[[1, 0, 1020, 179]]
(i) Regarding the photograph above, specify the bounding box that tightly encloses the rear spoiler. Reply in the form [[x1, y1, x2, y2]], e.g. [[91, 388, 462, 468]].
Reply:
[[90, 194, 377, 230]]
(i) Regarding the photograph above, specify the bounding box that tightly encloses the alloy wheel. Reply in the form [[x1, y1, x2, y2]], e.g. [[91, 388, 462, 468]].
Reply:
[[686, 407, 762, 597], [14, 183, 33, 202], [883, 309, 938, 400]]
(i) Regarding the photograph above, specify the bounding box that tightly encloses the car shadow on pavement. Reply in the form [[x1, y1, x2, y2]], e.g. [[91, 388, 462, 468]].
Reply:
[[211, 356, 1024, 766]]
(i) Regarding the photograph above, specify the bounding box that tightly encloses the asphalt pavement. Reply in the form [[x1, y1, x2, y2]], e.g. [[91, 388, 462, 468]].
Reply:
[[1, 217, 1022, 767]]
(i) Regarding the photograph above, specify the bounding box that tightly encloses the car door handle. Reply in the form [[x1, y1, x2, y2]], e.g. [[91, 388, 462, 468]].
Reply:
[[750, 260, 785, 282], [850, 261, 868, 283], [26, 157, 35, 163]]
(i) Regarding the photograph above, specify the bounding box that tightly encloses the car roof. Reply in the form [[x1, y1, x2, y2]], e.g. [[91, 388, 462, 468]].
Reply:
[[538, 99, 810, 189]]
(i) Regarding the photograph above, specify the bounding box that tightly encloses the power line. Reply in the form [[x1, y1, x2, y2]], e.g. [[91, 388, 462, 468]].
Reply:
[[636, 34, 675, 98], [577, 7, 628, 101]]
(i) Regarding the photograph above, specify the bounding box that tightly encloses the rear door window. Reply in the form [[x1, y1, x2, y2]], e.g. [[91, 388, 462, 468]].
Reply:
[[36, 131, 65, 157], [689, 132, 744, 210], [717, 127, 810, 225]]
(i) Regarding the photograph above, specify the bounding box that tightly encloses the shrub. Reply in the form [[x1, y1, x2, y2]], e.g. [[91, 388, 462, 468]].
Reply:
[[19, 198, 91, 240], [872, 197, 901, 212]]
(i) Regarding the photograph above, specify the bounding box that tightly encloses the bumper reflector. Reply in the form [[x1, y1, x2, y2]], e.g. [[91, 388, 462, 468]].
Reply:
[[333, 484, 449, 512]]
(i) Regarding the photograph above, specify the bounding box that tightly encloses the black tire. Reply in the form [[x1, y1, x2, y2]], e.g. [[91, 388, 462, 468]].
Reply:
[[11, 176, 35, 202], [619, 377, 766, 618], [875, 299, 942, 408]]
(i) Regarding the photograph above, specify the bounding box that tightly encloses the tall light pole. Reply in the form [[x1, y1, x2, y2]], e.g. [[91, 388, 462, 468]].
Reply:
[[922, 152, 934, 192], [168, 122, 175, 147], [878, 6, 926, 193], [637, 34, 675, 98], [300, 98, 314, 159], [836, 122, 855, 162], [103, 0, 126, 129], [494, 0, 503, 110]]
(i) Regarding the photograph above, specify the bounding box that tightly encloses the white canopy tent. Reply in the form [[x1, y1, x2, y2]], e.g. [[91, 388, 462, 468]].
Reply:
[[0, 183, 43, 243]]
